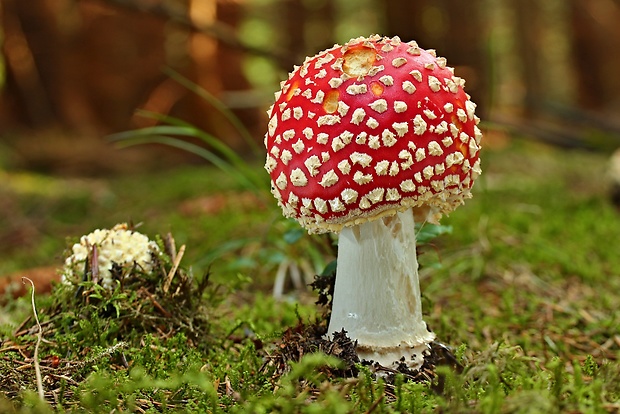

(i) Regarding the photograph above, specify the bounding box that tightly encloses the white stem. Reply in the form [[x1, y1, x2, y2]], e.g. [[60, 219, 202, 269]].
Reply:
[[327, 209, 435, 368]]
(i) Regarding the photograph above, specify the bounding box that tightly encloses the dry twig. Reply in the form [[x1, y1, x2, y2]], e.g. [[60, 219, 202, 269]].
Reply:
[[164, 244, 185, 293], [21, 277, 45, 402]]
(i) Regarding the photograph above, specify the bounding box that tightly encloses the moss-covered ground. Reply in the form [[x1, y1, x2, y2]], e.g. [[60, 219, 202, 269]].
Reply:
[[1, 138, 619, 412]]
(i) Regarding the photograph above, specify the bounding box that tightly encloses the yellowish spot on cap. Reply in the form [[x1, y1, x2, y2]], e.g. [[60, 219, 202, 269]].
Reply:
[[323, 90, 340, 113], [342, 46, 376, 77]]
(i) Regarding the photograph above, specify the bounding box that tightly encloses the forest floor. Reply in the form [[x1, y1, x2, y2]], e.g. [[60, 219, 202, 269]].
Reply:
[[0, 137, 619, 412]]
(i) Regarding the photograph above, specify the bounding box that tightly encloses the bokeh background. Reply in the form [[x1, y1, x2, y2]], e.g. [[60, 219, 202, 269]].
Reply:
[[2, 0, 620, 289], [2, 0, 620, 176]]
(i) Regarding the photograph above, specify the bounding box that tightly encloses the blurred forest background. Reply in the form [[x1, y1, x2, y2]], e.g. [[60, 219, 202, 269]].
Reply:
[[1, 0, 620, 175]]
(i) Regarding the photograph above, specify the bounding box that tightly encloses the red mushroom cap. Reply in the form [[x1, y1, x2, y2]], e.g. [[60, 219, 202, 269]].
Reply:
[[264, 35, 482, 234]]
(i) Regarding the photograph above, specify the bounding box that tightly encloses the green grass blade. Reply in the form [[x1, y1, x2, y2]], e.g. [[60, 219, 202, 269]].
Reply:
[[119, 114, 248, 166], [130, 111, 266, 190], [110, 118, 269, 194], [162, 67, 263, 156], [114, 135, 260, 192]]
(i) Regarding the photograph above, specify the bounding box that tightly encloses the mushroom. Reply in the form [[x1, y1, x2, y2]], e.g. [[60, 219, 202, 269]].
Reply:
[[264, 35, 482, 370], [62, 223, 161, 290]]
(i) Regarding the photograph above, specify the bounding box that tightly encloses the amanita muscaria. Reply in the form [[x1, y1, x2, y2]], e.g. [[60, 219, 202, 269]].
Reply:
[[264, 35, 482, 369]]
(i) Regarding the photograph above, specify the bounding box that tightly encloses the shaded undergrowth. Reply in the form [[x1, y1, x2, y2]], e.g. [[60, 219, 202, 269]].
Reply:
[[1, 140, 619, 412]]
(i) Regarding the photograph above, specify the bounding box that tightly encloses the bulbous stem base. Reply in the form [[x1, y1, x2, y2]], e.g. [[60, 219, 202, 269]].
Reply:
[[327, 210, 435, 369]]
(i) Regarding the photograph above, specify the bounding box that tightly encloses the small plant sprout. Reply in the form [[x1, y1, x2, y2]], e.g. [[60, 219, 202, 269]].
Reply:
[[264, 36, 482, 371], [62, 223, 161, 290]]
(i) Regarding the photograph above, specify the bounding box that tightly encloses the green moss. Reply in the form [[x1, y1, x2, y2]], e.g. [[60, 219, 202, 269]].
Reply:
[[2, 140, 620, 411]]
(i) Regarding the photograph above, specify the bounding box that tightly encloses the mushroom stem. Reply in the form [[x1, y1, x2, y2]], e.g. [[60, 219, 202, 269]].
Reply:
[[327, 209, 435, 369]]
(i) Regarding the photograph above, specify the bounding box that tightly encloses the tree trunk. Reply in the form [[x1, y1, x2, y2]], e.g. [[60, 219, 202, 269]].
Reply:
[[1, 0, 57, 127], [513, 0, 545, 116], [383, 0, 489, 117], [569, 0, 620, 110]]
